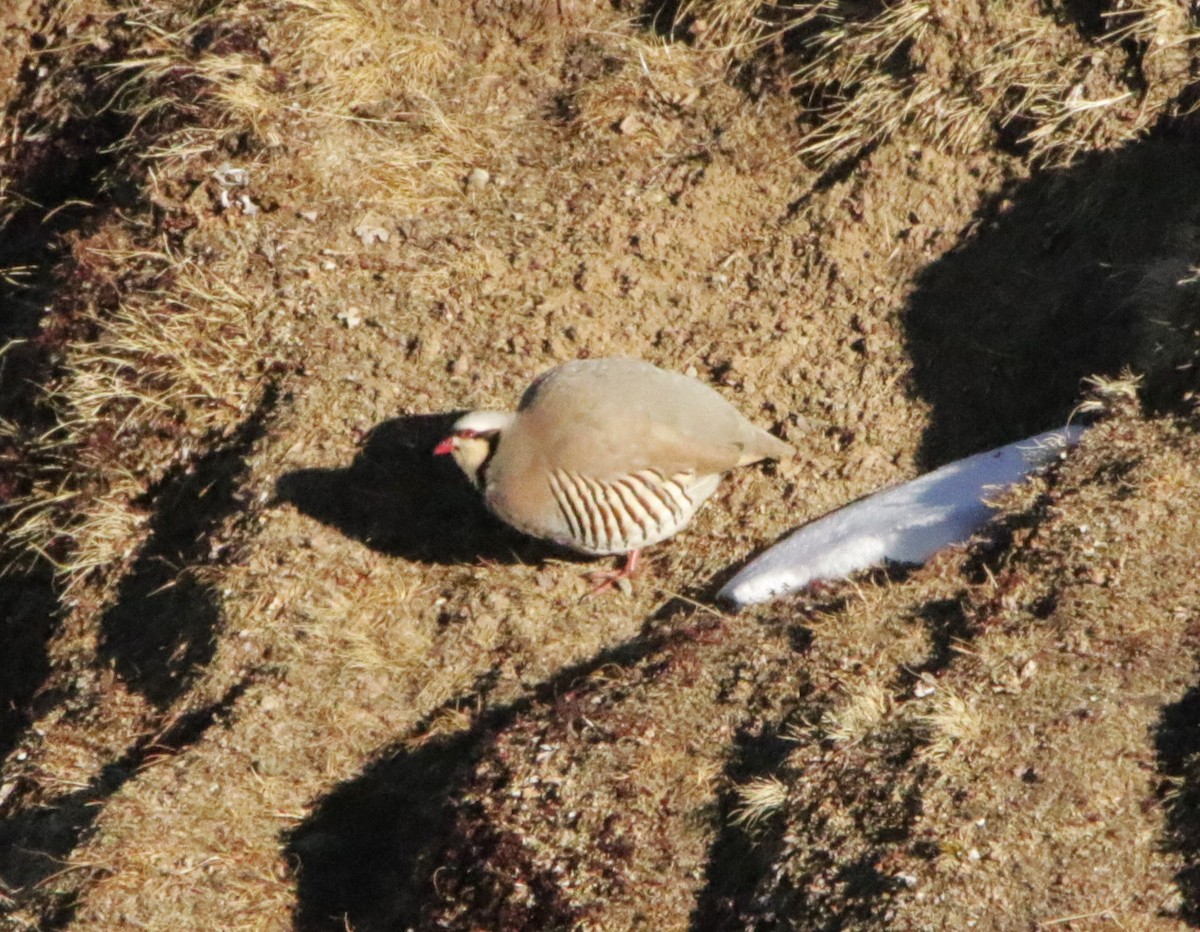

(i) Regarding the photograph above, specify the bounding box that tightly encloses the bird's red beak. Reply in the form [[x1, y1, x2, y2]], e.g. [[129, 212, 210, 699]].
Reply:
[[433, 437, 455, 456]]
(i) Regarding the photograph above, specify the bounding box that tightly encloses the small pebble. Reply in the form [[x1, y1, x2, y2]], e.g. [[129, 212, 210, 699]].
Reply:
[[418, 335, 442, 361], [618, 113, 644, 135], [354, 218, 389, 245], [213, 163, 249, 187], [466, 167, 490, 190]]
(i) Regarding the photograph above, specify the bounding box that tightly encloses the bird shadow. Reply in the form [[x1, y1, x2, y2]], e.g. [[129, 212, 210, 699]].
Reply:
[[273, 413, 553, 566]]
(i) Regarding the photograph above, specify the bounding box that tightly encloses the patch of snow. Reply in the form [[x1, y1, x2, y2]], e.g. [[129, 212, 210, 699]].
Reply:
[[719, 426, 1085, 608]]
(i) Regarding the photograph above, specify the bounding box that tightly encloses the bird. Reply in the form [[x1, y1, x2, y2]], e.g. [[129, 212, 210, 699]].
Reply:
[[433, 357, 793, 589]]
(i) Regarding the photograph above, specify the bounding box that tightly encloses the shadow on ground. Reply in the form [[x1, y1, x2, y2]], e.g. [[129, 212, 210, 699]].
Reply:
[[284, 608, 721, 932], [690, 714, 809, 930], [0, 6, 148, 798], [1155, 685, 1200, 924], [97, 389, 276, 708], [686, 133, 1200, 928], [284, 132, 1200, 928], [0, 578, 60, 765], [0, 678, 252, 928], [274, 413, 547, 565], [903, 137, 1200, 467]]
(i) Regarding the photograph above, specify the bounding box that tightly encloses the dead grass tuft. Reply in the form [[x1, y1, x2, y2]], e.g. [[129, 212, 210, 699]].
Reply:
[[288, 0, 456, 110], [917, 684, 984, 761], [272, 0, 492, 209], [2, 244, 276, 595], [62, 254, 268, 432], [79, 0, 501, 213], [52, 7, 279, 176], [821, 678, 894, 747], [568, 31, 722, 155], [730, 775, 789, 829], [679, 0, 1199, 166], [1075, 369, 1144, 419], [674, 0, 795, 57]]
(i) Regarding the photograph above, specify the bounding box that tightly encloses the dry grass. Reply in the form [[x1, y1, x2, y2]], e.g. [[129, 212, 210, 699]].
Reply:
[[917, 684, 985, 761], [270, 0, 494, 209], [2, 247, 274, 597], [90, 0, 502, 213], [63, 257, 267, 428], [3, 0, 1200, 929], [730, 775, 789, 829], [675, 0, 1199, 165], [569, 31, 722, 153], [821, 677, 894, 747]]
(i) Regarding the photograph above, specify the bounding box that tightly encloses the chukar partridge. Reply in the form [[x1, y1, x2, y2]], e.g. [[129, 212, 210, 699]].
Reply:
[[434, 358, 793, 585]]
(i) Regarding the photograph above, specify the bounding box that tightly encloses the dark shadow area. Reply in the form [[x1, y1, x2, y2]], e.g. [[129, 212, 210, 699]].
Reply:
[[636, 0, 684, 40], [284, 607, 722, 932], [903, 138, 1200, 468], [286, 727, 479, 932], [0, 9, 159, 790], [907, 597, 974, 679], [0, 81, 127, 353], [1155, 684, 1200, 924], [0, 677, 252, 928], [1, 8, 283, 733], [1053, 0, 1106, 37], [0, 10, 171, 408], [274, 413, 551, 566], [690, 717, 810, 931], [0, 576, 59, 765], [691, 733, 924, 932], [97, 388, 276, 707]]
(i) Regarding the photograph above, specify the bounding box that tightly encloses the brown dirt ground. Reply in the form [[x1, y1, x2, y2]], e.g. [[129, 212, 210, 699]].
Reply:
[[1, 0, 1199, 929]]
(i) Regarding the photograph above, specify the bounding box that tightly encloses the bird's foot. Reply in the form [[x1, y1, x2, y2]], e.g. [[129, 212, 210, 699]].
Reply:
[[584, 550, 640, 597]]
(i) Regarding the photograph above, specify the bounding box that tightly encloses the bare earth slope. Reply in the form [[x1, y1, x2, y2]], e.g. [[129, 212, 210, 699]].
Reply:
[[1, 0, 1199, 929]]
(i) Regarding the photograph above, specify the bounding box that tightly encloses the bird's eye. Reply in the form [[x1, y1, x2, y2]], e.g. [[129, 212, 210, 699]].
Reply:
[[458, 429, 478, 439]]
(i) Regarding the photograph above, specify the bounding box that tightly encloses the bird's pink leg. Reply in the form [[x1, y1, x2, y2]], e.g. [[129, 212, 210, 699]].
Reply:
[[586, 549, 641, 595]]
